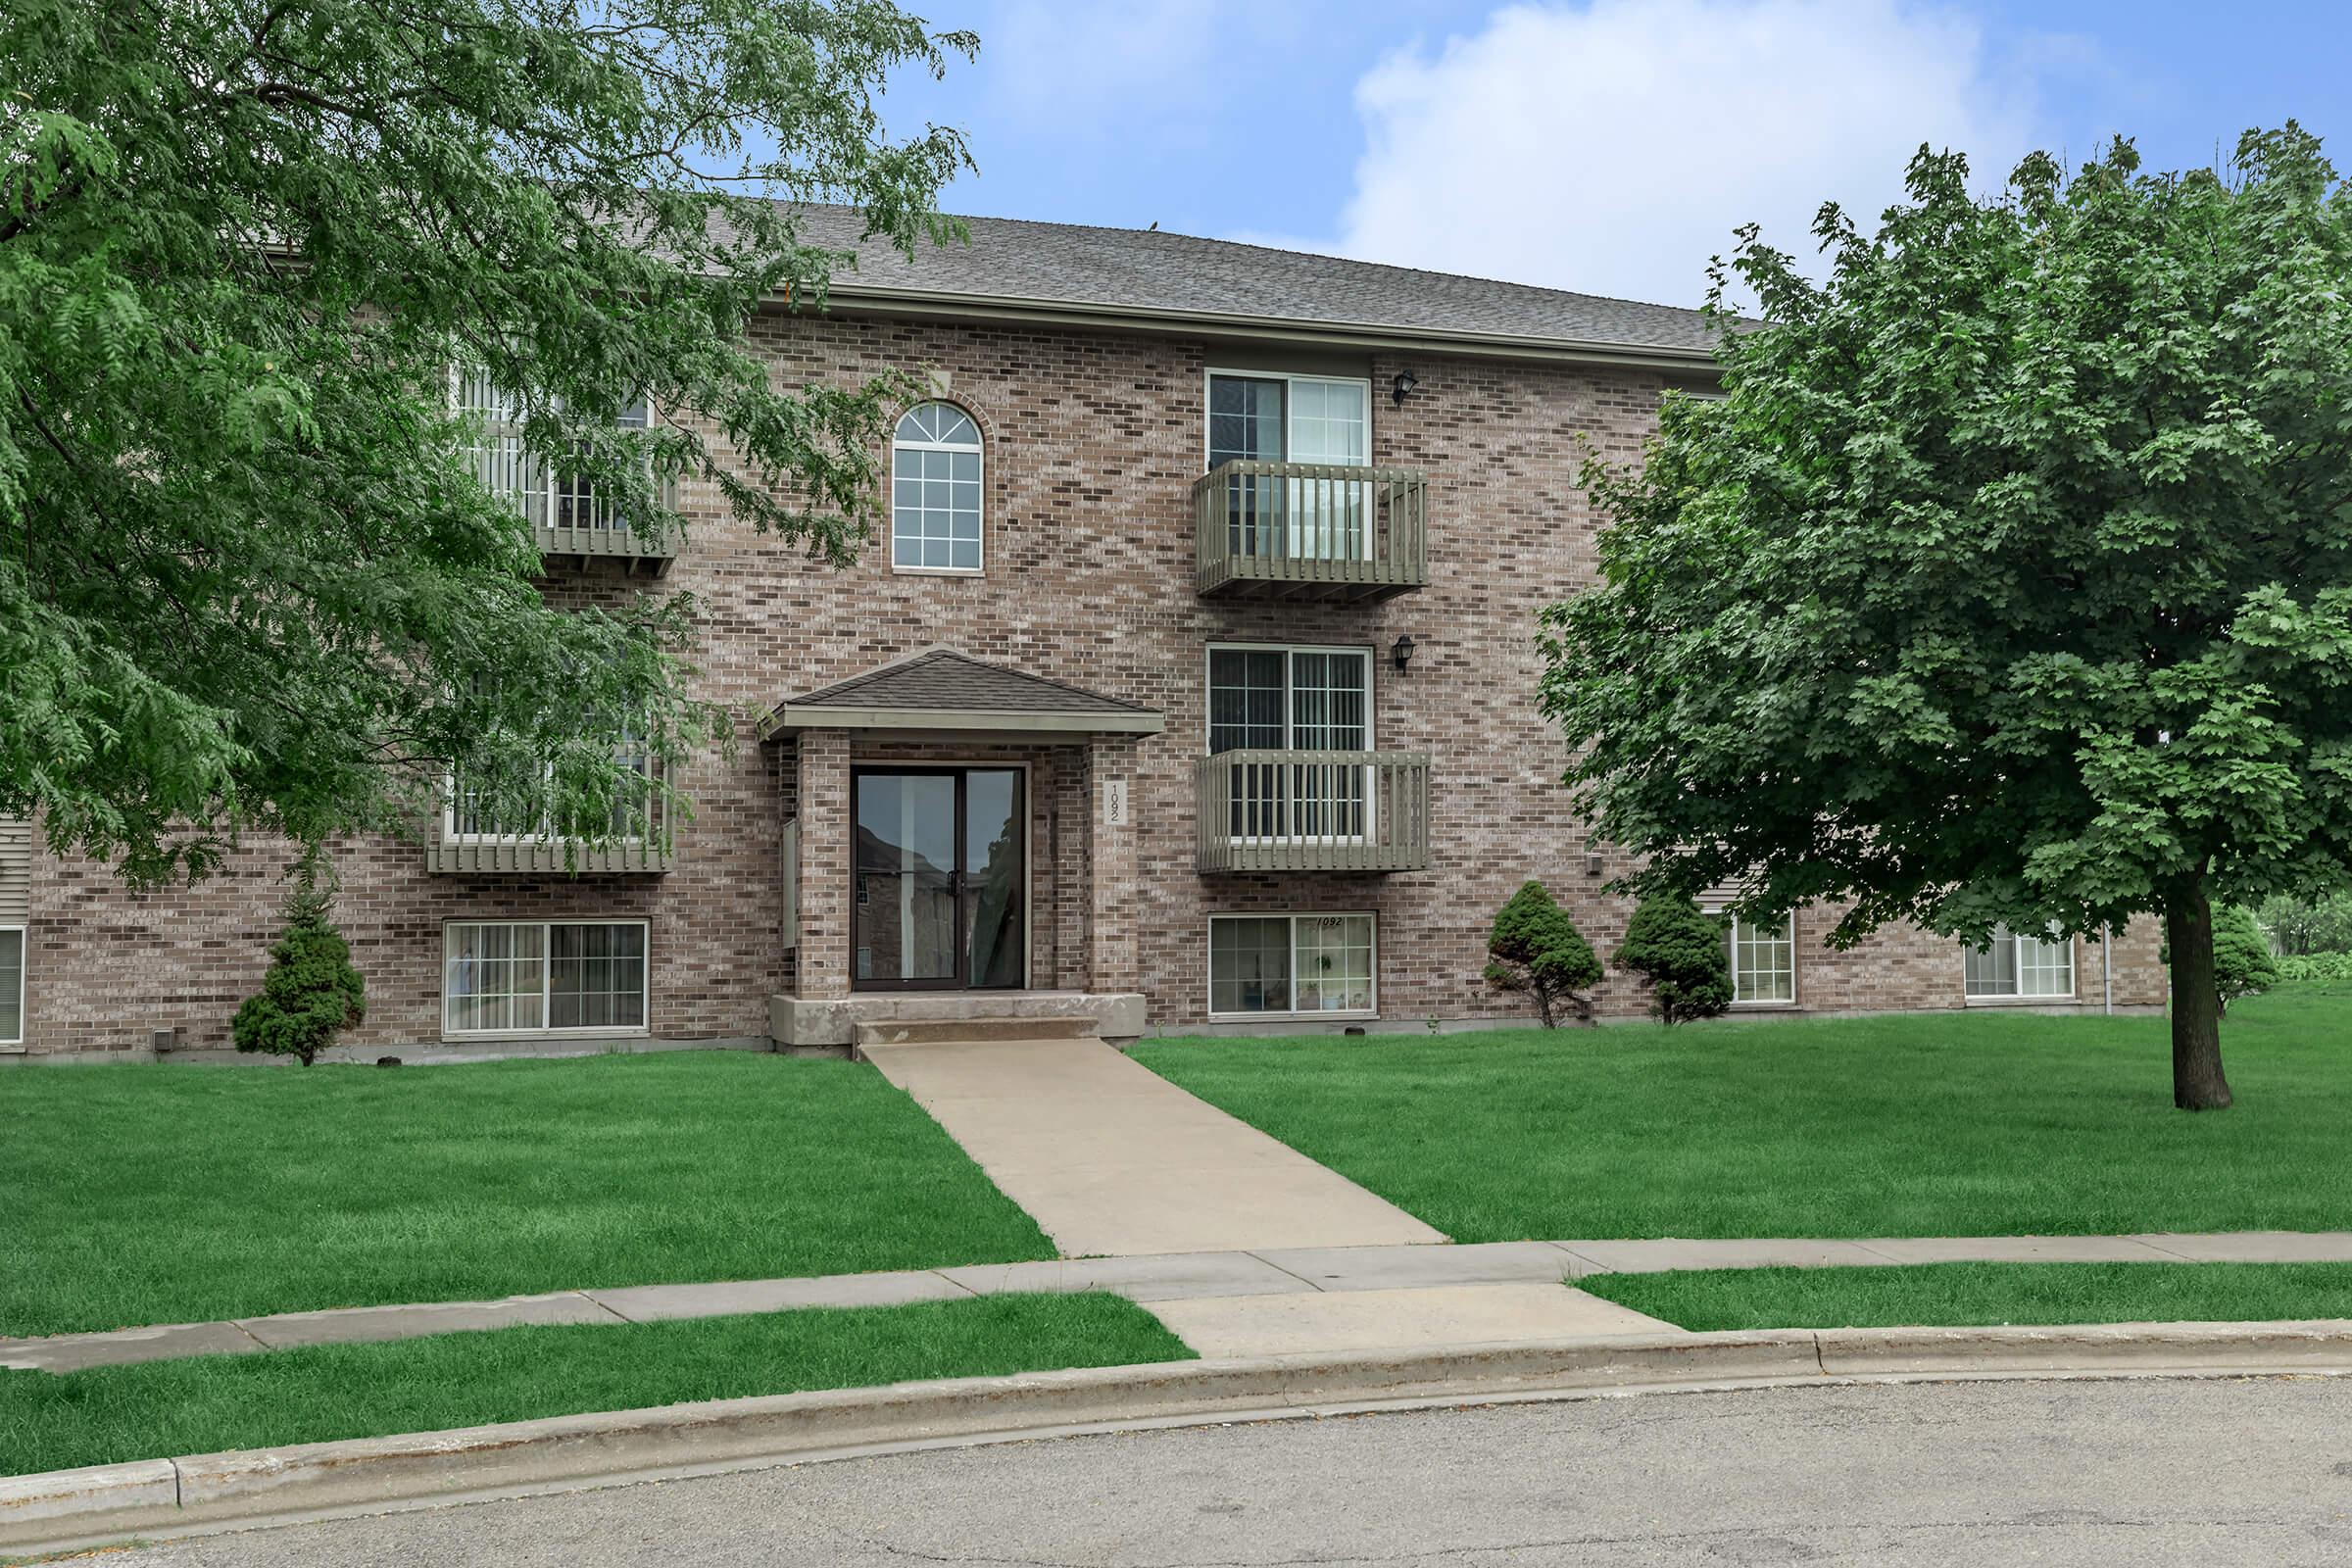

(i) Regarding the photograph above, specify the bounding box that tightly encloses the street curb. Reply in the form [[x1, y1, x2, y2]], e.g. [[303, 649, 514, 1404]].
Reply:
[[8, 1320, 2352, 1552]]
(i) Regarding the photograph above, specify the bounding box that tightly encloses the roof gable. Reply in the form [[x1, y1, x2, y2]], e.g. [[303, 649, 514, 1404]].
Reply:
[[759, 648, 1163, 738]]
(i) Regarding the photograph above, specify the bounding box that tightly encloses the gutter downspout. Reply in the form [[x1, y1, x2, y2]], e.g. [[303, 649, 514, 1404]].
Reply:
[[2103, 922, 2114, 1015]]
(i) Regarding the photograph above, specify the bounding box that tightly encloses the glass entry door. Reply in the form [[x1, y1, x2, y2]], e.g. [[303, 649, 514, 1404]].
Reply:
[[853, 768, 1025, 990]]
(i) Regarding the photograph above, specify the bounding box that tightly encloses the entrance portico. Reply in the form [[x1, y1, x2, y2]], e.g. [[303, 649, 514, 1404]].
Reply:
[[758, 648, 1163, 1047]]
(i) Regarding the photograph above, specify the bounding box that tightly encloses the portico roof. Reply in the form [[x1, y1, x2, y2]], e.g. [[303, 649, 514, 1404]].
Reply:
[[756, 647, 1165, 739]]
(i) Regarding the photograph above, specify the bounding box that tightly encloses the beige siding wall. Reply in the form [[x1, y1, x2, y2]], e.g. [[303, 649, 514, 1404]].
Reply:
[[0, 817, 28, 925]]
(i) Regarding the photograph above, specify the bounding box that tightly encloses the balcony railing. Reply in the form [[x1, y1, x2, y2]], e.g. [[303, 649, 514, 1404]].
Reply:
[[1193, 461, 1429, 602], [466, 434, 678, 575], [532, 517, 677, 576], [1196, 751, 1431, 872], [425, 780, 673, 874]]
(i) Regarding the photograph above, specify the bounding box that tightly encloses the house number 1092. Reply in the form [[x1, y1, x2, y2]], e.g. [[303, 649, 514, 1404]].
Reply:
[[1102, 779, 1130, 827]]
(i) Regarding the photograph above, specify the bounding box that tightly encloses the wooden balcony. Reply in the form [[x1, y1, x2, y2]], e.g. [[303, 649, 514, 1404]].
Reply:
[[1196, 751, 1431, 872], [425, 788, 672, 875], [532, 518, 677, 577], [1193, 461, 1429, 602]]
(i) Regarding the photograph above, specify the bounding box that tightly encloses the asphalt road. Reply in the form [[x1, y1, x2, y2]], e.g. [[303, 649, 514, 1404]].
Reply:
[[92, 1377, 2352, 1566]]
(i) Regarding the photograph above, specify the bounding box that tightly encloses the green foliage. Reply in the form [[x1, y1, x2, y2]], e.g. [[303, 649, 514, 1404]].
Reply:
[[1540, 127, 2352, 1096], [2162, 906, 2283, 1013], [1484, 880, 1603, 1027], [1614, 893, 1734, 1025], [2278, 953, 2352, 982], [2253, 892, 2352, 955], [232, 856, 367, 1066], [2214, 906, 2283, 1012], [2, 0, 975, 883]]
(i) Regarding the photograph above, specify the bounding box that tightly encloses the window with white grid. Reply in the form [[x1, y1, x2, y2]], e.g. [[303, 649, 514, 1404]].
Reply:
[[1964, 924, 2074, 999], [445, 921, 648, 1035], [891, 403, 983, 571], [1209, 913, 1376, 1016], [1293, 914, 1376, 1012], [1727, 913, 1795, 1004]]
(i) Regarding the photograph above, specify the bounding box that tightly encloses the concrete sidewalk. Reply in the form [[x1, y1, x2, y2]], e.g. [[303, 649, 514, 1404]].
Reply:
[[15, 1231, 2352, 1375], [858, 1036, 1446, 1255]]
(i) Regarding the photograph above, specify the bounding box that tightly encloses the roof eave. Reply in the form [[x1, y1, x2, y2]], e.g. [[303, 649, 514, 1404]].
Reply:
[[757, 705, 1166, 742], [796, 282, 1722, 373]]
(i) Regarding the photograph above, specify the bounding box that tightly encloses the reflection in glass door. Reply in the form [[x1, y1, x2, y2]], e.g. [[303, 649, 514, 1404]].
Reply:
[[853, 768, 1025, 990]]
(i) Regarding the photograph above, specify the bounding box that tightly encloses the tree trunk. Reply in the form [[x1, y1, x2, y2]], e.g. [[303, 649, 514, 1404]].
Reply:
[[2165, 884, 2233, 1111]]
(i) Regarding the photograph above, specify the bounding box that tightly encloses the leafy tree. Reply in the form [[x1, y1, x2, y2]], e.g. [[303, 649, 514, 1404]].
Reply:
[[1542, 126, 2352, 1109], [232, 853, 367, 1065], [2251, 892, 2352, 955], [1614, 893, 1734, 1025], [3, 0, 975, 885], [1484, 880, 1603, 1027]]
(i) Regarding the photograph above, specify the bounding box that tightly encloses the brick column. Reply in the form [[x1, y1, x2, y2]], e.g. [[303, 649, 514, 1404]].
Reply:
[[794, 730, 853, 1000], [1087, 744, 1139, 994]]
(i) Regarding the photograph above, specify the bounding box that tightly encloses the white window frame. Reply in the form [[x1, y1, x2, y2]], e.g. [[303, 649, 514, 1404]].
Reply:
[[1206, 911, 1379, 1020], [1707, 908, 1796, 1008], [1201, 369, 1375, 467], [450, 368, 650, 533], [0, 925, 24, 1048], [1202, 369, 1377, 564], [890, 401, 985, 576], [442, 918, 651, 1039], [1203, 643, 1377, 751], [1204, 643, 1377, 848], [1963, 924, 2077, 1004]]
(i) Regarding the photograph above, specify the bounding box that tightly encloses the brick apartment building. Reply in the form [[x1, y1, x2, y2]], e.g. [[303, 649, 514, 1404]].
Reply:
[[0, 211, 2167, 1060]]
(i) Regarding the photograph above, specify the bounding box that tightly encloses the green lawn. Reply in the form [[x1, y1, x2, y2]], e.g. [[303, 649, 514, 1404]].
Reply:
[[1135, 982, 2352, 1242], [3, 1053, 1054, 1338], [0, 1293, 1191, 1478], [1580, 1261, 2352, 1332]]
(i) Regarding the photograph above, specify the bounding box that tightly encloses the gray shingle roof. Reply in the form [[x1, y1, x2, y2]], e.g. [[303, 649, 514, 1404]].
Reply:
[[760, 648, 1163, 738], [768, 205, 1719, 357]]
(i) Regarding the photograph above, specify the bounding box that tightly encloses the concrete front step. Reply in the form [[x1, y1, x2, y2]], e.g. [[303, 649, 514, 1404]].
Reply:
[[771, 990, 1146, 1049], [854, 1017, 1101, 1048]]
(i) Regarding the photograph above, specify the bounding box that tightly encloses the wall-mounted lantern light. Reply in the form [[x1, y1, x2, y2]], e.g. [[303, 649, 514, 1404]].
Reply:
[[1392, 633, 1417, 673], [1391, 368, 1420, 407]]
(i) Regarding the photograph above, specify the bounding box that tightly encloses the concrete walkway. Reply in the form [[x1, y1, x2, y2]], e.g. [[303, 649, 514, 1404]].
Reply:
[[15, 1231, 2352, 1375], [857, 1037, 1446, 1255]]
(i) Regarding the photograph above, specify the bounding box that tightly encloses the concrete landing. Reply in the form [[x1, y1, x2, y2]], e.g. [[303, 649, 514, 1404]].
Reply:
[[1148, 1283, 1683, 1357], [858, 1036, 1446, 1256]]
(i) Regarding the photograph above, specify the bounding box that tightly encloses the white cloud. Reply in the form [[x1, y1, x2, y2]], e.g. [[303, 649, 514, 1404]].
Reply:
[[1332, 0, 2056, 308]]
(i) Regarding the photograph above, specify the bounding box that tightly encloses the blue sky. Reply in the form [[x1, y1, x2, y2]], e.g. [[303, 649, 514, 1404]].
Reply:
[[869, 0, 2351, 308]]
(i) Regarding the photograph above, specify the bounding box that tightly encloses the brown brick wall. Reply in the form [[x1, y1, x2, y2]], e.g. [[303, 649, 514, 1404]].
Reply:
[[14, 310, 2168, 1054]]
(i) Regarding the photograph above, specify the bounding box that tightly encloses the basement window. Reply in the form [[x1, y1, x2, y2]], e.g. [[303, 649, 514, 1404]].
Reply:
[[1208, 912, 1376, 1017], [444, 920, 649, 1036], [1964, 925, 2075, 1001]]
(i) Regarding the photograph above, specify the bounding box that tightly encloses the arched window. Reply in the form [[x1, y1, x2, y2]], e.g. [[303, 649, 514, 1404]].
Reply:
[[891, 402, 983, 572]]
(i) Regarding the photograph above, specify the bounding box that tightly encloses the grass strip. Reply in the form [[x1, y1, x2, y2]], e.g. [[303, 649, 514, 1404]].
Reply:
[[1136, 983, 2352, 1241], [4, 1052, 1054, 1337], [1578, 1261, 2352, 1332], [0, 1292, 1193, 1478]]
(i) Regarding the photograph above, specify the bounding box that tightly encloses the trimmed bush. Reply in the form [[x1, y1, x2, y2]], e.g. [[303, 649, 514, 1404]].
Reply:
[[2213, 906, 2281, 1013], [1484, 880, 1603, 1027], [232, 856, 367, 1066], [1616, 892, 1734, 1025]]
